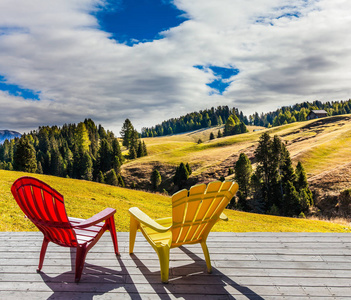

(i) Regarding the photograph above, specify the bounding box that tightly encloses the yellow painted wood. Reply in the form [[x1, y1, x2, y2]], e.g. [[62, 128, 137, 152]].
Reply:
[[128, 180, 239, 283]]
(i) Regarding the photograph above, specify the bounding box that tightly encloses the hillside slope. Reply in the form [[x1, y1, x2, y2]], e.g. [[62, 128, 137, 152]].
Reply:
[[122, 115, 351, 194], [0, 170, 349, 232]]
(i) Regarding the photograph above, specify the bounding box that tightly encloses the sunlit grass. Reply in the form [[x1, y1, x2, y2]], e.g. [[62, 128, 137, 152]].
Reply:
[[292, 125, 351, 176], [1, 170, 350, 232], [217, 209, 351, 232]]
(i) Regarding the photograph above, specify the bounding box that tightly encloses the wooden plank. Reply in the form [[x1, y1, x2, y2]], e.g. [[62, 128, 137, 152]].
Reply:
[[1, 232, 351, 299]]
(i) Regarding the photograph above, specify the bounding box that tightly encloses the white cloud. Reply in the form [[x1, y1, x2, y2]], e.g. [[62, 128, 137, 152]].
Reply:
[[0, 0, 351, 134]]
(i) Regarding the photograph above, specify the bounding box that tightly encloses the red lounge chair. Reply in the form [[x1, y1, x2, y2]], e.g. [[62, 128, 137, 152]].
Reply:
[[11, 176, 119, 282]]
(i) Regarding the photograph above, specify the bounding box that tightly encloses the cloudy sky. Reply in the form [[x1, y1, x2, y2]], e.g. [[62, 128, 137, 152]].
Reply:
[[0, 0, 351, 134]]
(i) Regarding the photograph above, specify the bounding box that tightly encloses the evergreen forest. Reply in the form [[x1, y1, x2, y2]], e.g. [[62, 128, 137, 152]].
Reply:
[[0, 118, 147, 187], [233, 133, 313, 217], [249, 99, 351, 127], [141, 99, 351, 138], [141, 106, 249, 137]]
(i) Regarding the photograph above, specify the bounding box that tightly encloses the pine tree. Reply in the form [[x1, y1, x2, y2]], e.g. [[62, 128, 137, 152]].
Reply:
[[50, 148, 65, 177], [209, 132, 215, 140], [224, 115, 236, 136], [98, 139, 113, 173], [117, 174, 125, 187], [186, 162, 192, 175], [281, 144, 296, 184], [239, 122, 248, 134], [295, 161, 308, 190], [7, 162, 13, 171], [283, 181, 301, 216], [98, 171, 105, 183], [64, 146, 74, 178], [254, 132, 273, 192], [253, 133, 299, 214], [250, 173, 266, 213], [129, 146, 137, 159], [81, 152, 93, 180], [106, 169, 118, 186], [142, 141, 148, 156], [151, 168, 162, 190], [217, 130, 223, 138], [234, 153, 252, 206], [137, 140, 143, 157], [173, 162, 189, 188], [76, 122, 91, 153], [120, 119, 134, 148], [13, 135, 37, 173], [295, 161, 313, 207], [37, 161, 43, 174], [113, 156, 121, 174], [129, 130, 139, 159], [112, 138, 123, 164], [299, 189, 311, 213]]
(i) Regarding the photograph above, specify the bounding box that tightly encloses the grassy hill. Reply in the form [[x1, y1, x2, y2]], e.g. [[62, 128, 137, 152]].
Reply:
[[122, 115, 351, 205], [1, 170, 350, 232]]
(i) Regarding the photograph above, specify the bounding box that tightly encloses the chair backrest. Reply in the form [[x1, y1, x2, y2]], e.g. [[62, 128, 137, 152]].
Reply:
[[11, 176, 78, 247], [171, 180, 238, 247]]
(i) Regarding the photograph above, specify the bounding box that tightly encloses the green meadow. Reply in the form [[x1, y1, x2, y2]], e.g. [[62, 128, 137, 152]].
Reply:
[[1, 170, 349, 232]]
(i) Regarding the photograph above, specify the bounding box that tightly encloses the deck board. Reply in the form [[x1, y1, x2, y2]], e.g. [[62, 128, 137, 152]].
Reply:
[[0, 232, 350, 299]]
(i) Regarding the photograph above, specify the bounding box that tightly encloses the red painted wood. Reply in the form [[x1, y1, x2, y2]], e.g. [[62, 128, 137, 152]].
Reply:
[[11, 176, 119, 282]]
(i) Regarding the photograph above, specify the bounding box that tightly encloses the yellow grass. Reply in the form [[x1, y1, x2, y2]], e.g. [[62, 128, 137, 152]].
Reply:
[[123, 115, 351, 182], [124, 126, 266, 172], [1, 170, 350, 232]]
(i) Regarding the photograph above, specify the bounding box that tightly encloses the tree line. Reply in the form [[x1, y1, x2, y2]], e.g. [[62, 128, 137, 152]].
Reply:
[[0, 118, 147, 187], [142, 99, 351, 139], [141, 106, 249, 137], [249, 99, 351, 128]]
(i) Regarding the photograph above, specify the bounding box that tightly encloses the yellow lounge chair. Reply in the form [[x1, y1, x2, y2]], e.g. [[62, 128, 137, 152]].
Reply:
[[129, 180, 239, 283]]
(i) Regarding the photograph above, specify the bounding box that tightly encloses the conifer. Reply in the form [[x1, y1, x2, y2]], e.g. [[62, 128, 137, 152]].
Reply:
[[120, 119, 134, 148], [13, 135, 37, 173], [217, 130, 223, 138], [106, 169, 118, 186], [234, 153, 252, 202], [185, 162, 192, 175], [151, 168, 162, 190], [142, 141, 148, 156], [173, 162, 189, 188]]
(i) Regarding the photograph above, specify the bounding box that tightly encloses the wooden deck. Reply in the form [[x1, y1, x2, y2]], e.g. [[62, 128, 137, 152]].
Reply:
[[0, 232, 351, 299]]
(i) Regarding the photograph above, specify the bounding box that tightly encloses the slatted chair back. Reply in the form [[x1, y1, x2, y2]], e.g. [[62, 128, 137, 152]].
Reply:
[[171, 181, 238, 247], [11, 176, 78, 247]]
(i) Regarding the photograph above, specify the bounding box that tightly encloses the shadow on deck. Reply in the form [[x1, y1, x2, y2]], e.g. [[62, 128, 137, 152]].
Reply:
[[0, 232, 350, 299]]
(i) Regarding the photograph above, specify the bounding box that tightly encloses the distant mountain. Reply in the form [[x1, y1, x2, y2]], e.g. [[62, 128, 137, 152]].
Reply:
[[0, 130, 21, 144]]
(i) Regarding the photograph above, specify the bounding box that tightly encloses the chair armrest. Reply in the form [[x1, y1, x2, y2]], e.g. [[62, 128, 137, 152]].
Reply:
[[219, 212, 228, 221], [129, 207, 171, 233], [72, 208, 116, 229]]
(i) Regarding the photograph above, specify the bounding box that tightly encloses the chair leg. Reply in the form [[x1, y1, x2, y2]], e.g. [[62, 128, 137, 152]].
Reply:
[[106, 216, 119, 256], [200, 241, 212, 274], [75, 245, 88, 283], [37, 237, 50, 272], [129, 216, 139, 254], [156, 245, 170, 283]]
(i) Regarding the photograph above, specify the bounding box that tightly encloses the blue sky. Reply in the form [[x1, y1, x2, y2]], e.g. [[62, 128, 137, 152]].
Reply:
[[0, 76, 40, 100], [0, 0, 351, 134], [95, 0, 188, 45]]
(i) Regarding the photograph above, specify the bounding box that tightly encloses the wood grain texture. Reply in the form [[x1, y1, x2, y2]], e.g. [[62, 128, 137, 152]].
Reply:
[[0, 232, 350, 299]]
